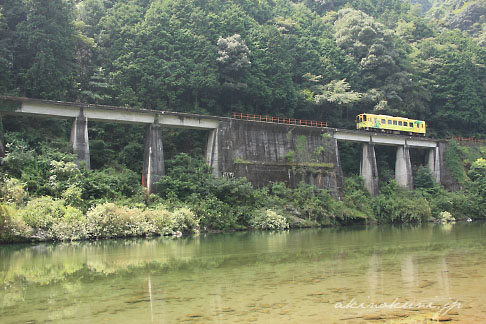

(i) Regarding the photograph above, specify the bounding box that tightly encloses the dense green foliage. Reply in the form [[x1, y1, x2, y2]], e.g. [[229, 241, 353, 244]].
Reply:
[[0, 0, 485, 135], [1, 141, 485, 242]]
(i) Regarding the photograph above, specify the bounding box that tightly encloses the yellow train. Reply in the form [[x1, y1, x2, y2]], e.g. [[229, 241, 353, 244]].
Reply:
[[356, 113, 426, 136]]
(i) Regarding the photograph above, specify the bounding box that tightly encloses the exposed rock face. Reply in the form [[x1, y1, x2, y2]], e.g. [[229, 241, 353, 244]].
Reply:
[[425, 0, 486, 38], [447, 1, 486, 33]]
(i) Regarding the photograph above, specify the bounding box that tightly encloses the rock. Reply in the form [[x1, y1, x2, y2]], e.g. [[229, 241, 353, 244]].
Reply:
[[430, 313, 453, 321], [186, 314, 203, 318], [363, 314, 383, 320], [385, 311, 408, 318]]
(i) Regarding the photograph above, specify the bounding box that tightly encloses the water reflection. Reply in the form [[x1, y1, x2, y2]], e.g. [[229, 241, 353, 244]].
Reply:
[[0, 223, 485, 323]]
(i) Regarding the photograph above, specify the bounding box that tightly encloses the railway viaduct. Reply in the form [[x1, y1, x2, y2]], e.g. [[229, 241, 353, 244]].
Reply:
[[0, 96, 447, 196]]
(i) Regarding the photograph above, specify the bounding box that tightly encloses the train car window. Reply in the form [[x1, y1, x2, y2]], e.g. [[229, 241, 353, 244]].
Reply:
[[363, 115, 367, 121], [398, 121, 402, 126], [393, 120, 397, 125], [381, 119, 385, 124], [404, 122, 408, 127], [388, 120, 392, 125]]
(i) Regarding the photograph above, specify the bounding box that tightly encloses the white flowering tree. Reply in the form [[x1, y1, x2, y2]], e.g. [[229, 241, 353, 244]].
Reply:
[[217, 34, 251, 89]]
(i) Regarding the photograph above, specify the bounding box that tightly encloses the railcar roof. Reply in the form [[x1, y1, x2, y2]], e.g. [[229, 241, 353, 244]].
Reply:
[[358, 113, 424, 121]]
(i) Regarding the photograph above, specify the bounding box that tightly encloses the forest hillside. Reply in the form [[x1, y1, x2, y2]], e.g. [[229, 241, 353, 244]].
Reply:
[[0, 0, 485, 137]]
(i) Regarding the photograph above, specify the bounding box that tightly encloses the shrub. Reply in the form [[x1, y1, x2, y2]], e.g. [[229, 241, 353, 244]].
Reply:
[[82, 167, 142, 203], [466, 158, 486, 218], [144, 207, 174, 235], [342, 176, 373, 221], [439, 211, 455, 223], [50, 206, 87, 241], [0, 177, 28, 205], [61, 185, 84, 208], [18, 196, 86, 241], [1, 135, 35, 178], [291, 182, 343, 225], [428, 189, 454, 219], [171, 207, 199, 233], [157, 153, 212, 200], [250, 209, 289, 230], [191, 194, 236, 230], [48, 160, 82, 196], [372, 181, 432, 223], [19, 197, 67, 230], [86, 203, 199, 238], [444, 140, 468, 185], [414, 166, 436, 190], [85, 203, 148, 239], [0, 204, 30, 242]]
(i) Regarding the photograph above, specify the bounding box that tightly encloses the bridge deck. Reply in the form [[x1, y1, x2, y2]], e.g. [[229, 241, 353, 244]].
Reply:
[[0, 96, 222, 129], [0, 96, 442, 147]]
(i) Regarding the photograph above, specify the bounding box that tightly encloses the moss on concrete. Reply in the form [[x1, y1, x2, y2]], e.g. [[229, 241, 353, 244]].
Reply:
[[233, 160, 334, 168]]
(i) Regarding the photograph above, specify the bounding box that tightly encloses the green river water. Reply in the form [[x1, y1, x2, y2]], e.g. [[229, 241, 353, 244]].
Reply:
[[1, 222, 485, 323]]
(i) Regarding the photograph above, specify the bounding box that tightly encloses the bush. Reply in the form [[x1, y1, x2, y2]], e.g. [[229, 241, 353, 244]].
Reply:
[[191, 194, 236, 230], [49, 206, 87, 241], [0, 204, 30, 242], [171, 207, 199, 233], [82, 167, 143, 203], [342, 176, 373, 221], [290, 182, 350, 225], [20, 197, 68, 230], [86, 203, 150, 239], [439, 211, 455, 223], [427, 189, 454, 219], [372, 181, 432, 223], [61, 185, 84, 208], [0, 177, 28, 205], [466, 158, 486, 218], [144, 207, 174, 235], [250, 209, 289, 230], [48, 160, 82, 197], [18, 196, 86, 241], [157, 153, 212, 200], [86, 203, 199, 239], [1, 135, 35, 178], [414, 166, 436, 190]]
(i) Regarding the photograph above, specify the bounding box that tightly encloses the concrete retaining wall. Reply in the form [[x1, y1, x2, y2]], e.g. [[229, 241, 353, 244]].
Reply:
[[212, 120, 344, 198]]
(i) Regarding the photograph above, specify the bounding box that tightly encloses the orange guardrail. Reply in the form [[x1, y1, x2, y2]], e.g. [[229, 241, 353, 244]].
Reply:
[[451, 136, 485, 143], [232, 112, 328, 128]]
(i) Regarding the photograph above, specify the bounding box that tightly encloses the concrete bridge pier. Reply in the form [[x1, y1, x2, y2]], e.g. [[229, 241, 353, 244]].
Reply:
[[143, 123, 165, 194], [395, 145, 413, 189], [360, 143, 379, 196], [427, 146, 441, 183], [206, 128, 220, 176], [70, 111, 90, 169]]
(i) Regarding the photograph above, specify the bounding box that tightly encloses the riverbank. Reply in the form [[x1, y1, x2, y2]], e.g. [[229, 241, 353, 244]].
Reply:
[[2, 154, 485, 243], [1, 127, 485, 244]]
